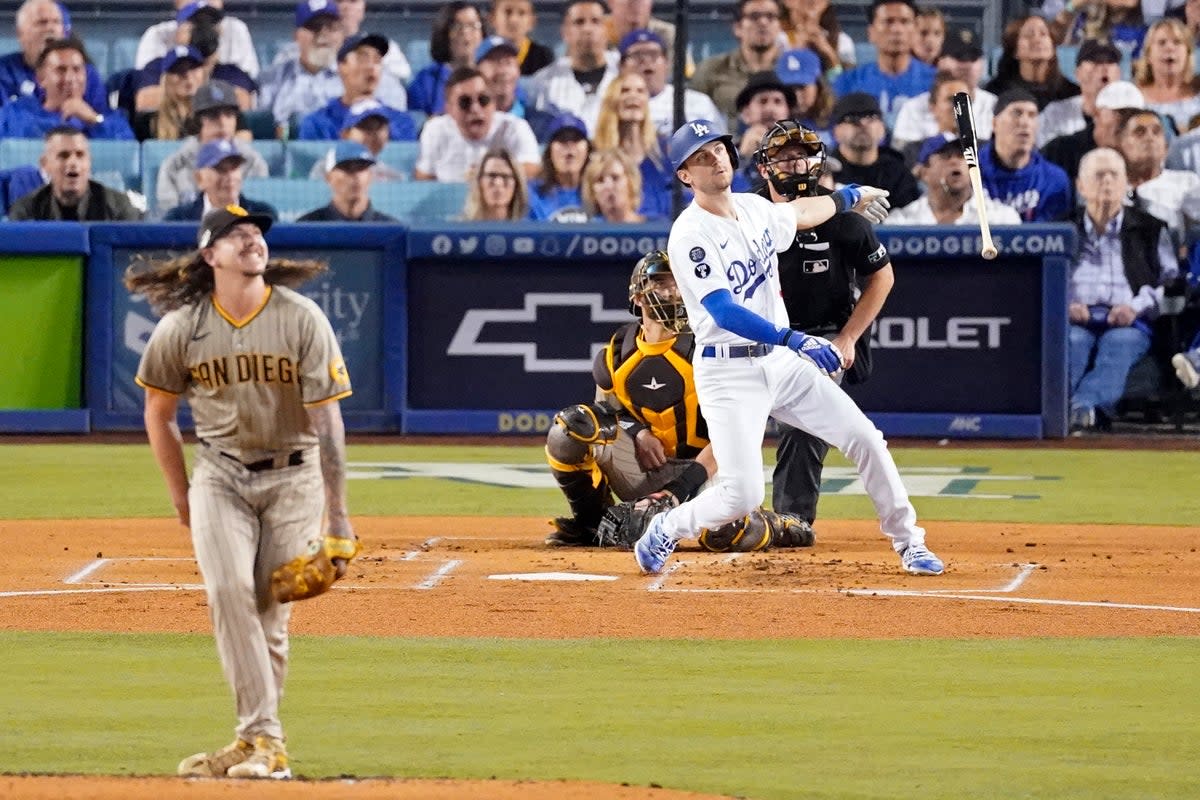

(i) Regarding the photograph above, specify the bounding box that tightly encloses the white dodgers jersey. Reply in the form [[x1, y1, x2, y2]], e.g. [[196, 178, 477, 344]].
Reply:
[[667, 192, 797, 345]]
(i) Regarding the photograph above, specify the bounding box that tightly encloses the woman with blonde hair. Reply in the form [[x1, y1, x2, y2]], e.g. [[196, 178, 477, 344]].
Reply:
[[133, 45, 207, 141], [581, 149, 646, 223], [1134, 18, 1200, 136], [461, 147, 529, 220], [592, 72, 670, 217]]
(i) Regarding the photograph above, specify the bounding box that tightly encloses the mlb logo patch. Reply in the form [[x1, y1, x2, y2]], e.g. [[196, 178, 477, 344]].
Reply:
[[802, 259, 830, 274]]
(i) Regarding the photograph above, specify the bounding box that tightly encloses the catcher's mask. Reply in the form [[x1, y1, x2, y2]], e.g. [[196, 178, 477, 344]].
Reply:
[[755, 120, 826, 199], [628, 250, 688, 333]]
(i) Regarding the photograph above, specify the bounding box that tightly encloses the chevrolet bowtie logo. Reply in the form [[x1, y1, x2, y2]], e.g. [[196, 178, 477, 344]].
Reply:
[[447, 293, 628, 372], [642, 377, 666, 390]]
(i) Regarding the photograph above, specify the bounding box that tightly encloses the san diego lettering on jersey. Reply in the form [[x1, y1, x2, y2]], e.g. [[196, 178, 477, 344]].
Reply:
[[189, 353, 301, 390]]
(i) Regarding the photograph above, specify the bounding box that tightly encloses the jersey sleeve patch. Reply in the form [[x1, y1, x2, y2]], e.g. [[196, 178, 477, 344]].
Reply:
[[694, 263, 712, 279], [689, 246, 706, 263], [329, 357, 350, 386], [867, 243, 887, 265]]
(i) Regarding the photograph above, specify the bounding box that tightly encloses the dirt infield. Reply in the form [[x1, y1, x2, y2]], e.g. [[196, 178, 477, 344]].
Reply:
[[2, 515, 1198, 798]]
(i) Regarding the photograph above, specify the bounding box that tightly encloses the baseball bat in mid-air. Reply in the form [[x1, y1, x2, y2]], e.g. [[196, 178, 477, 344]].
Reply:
[[951, 91, 999, 260]]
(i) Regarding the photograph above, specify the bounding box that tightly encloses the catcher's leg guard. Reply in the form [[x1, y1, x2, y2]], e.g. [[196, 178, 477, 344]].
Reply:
[[697, 510, 773, 552], [546, 423, 614, 537]]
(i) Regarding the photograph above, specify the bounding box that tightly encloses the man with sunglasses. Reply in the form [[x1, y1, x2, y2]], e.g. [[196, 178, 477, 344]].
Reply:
[[297, 32, 416, 140], [414, 65, 539, 182], [828, 92, 919, 210]]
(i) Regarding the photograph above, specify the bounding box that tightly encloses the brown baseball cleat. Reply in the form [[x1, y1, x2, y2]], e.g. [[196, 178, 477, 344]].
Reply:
[[226, 735, 291, 779], [177, 737, 254, 777], [545, 516, 598, 547]]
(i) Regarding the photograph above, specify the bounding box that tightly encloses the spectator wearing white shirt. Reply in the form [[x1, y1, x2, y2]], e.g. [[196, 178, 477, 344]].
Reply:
[[526, 0, 619, 135], [1039, 39, 1123, 147], [273, 0, 412, 84], [892, 33, 996, 155], [415, 66, 539, 182], [1118, 108, 1200, 252], [618, 29, 723, 140], [256, 1, 345, 129], [893, 70, 971, 166], [135, 0, 259, 80], [887, 136, 1021, 225]]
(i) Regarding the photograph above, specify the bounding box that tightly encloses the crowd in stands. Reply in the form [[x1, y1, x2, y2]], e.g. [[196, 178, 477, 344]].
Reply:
[[1, 0, 1199, 424]]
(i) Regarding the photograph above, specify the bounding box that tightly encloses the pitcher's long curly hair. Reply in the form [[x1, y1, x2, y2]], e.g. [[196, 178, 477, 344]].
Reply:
[[124, 251, 328, 314]]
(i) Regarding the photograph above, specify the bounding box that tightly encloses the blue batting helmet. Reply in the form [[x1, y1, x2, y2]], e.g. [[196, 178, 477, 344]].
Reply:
[[668, 119, 740, 173]]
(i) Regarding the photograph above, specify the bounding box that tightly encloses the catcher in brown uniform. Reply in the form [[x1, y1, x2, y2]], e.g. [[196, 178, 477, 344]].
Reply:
[[544, 251, 813, 551]]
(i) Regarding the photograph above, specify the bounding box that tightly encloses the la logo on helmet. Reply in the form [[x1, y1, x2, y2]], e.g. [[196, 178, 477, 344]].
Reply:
[[690, 122, 710, 136]]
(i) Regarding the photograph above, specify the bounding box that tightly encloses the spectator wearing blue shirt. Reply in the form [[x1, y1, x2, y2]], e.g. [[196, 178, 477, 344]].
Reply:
[[581, 148, 652, 222], [832, 0, 936, 126], [0, 38, 134, 139], [527, 113, 591, 221], [409, 2, 484, 116], [297, 33, 416, 140], [162, 139, 277, 221], [591, 71, 671, 218], [979, 88, 1072, 222], [135, 11, 257, 113], [476, 36, 531, 122], [0, 164, 45, 215], [0, 0, 107, 109], [1066, 148, 1177, 430]]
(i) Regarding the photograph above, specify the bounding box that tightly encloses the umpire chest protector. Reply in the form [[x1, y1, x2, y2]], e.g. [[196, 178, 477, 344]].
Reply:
[[595, 323, 708, 459]]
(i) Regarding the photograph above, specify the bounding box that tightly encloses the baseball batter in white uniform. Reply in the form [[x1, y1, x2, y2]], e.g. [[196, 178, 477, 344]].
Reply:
[[129, 205, 356, 779], [632, 120, 945, 577]]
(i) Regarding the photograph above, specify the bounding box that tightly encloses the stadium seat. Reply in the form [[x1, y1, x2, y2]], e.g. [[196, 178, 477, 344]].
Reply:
[[0, 138, 40, 170], [140, 139, 180, 213], [242, 109, 279, 140], [1057, 45, 1079, 81], [0, 36, 17, 56], [89, 139, 142, 192], [109, 36, 142, 74], [369, 181, 467, 223], [242, 177, 330, 222], [284, 140, 334, 179], [251, 139, 287, 177], [404, 39, 432, 74], [378, 141, 420, 179]]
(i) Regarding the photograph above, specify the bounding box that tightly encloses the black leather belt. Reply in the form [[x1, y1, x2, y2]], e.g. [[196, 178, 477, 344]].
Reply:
[[230, 450, 303, 472], [701, 343, 773, 358]]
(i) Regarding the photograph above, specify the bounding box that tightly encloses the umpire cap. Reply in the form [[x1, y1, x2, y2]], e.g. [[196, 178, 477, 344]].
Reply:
[[199, 204, 273, 248], [668, 119, 739, 173]]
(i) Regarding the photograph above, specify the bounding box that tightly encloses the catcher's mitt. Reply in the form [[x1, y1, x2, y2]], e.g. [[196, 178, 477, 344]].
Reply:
[[762, 510, 815, 548], [270, 534, 361, 603], [697, 509, 773, 552], [596, 493, 677, 549]]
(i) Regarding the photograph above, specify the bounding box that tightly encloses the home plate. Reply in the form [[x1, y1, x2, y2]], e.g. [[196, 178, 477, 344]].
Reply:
[[488, 572, 618, 582]]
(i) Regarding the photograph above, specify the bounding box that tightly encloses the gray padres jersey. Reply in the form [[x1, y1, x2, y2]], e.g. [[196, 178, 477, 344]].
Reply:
[[136, 284, 352, 460]]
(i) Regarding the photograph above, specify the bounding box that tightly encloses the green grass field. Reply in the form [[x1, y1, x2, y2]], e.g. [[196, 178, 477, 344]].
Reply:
[[1, 443, 1197, 799]]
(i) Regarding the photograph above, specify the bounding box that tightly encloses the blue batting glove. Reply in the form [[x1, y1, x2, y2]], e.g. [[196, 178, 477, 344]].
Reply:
[[786, 334, 842, 373], [835, 184, 863, 211]]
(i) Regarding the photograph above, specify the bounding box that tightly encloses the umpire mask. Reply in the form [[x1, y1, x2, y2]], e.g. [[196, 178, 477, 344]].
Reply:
[[755, 120, 826, 200], [628, 251, 688, 333]]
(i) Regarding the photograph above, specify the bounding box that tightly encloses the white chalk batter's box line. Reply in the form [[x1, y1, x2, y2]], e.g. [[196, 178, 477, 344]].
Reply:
[[2, 552, 1196, 615]]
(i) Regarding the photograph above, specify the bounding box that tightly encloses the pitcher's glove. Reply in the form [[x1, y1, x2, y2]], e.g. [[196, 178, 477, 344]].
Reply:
[[270, 533, 361, 603], [597, 492, 677, 549]]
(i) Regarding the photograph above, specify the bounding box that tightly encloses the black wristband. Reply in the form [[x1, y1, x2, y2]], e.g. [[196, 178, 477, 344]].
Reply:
[[778, 328, 796, 348], [830, 190, 848, 214], [662, 460, 709, 502]]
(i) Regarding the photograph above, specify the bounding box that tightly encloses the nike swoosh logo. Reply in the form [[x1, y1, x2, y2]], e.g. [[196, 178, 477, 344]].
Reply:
[[719, 240, 729, 248], [191, 333, 210, 342]]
